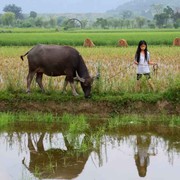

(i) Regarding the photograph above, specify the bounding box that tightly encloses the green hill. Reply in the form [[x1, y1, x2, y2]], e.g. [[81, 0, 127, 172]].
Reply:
[[107, 0, 180, 18]]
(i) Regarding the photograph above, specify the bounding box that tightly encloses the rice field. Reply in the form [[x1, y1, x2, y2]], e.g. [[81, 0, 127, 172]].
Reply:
[[0, 45, 179, 94], [0, 29, 180, 46]]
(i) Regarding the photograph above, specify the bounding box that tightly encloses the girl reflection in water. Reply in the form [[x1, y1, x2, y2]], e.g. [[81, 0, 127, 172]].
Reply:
[[134, 135, 156, 177]]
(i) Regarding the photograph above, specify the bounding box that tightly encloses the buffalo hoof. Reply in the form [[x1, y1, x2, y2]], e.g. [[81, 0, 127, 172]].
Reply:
[[62, 91, 67, 94], [85, 95, 91, 98], [26, 90, 31, 94], [73, 92, 79, 96]]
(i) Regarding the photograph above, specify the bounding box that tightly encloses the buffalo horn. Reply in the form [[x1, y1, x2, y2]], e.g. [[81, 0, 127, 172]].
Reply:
[[76, 72, 85, 82]]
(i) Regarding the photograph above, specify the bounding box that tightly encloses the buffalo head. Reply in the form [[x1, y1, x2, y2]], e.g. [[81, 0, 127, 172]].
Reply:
[[76, 73, 100, 98]]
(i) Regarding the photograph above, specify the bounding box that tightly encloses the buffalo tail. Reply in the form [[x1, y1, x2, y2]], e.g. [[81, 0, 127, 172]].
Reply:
[[20, 51, 29, 61]]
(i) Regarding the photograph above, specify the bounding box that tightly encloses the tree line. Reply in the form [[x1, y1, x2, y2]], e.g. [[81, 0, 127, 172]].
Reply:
[[0, 4, 179, 29]]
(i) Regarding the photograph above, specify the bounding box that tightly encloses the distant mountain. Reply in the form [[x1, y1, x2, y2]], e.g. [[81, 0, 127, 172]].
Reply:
[[107, 0, 180, 18]]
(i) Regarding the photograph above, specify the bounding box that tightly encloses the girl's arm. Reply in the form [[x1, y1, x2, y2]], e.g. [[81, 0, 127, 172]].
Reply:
[[148, 60, 157, 65], [134, 60, 138, 65], [147, 52, 157, 65]]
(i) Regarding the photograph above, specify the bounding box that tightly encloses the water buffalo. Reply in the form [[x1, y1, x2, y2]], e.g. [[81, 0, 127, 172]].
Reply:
[[21, 44, 98, 98]]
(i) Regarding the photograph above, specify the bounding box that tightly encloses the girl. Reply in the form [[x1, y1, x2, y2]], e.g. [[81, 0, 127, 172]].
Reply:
[[134, 40, 157, 91]]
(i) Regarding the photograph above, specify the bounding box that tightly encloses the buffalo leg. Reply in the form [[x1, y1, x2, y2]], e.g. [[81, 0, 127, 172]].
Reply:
[[70, 82, 79, 96], [36, 73, 45, 92], [62, 79, 68, 93], [26, 71, 35, 93]]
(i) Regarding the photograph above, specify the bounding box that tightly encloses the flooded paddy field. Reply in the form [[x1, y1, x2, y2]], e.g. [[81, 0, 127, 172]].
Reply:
[[0, 115, 180, 180], [0, 30, 179, 180]]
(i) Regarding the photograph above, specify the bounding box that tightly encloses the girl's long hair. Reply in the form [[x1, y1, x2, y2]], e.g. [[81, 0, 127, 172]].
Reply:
[[135, 40, 148, 63]]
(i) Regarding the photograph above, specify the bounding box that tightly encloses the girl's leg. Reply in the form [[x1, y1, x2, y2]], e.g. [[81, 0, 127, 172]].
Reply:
[[147, 79, 155, 91], [135, 80, 141, 92], [135, 74, 142, 92], [144, 74, 155, 92]]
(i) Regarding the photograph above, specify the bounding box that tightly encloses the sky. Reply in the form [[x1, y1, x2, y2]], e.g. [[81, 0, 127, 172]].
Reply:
[[0, 0, 131, 13]]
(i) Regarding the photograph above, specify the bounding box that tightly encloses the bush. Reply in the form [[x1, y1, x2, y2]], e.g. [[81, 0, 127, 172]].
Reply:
[[163, 83, 180, 102]]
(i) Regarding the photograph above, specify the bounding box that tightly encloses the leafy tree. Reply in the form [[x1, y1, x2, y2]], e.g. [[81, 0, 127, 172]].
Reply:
[[35, 17, 43, 27], [49, 16, 57, 28], [3, 4, 23, 19], [30, 11, 37, 19], [154, 13, 168, 28], [151, 4, 164, 15], [135, 17, 146, 28], [94, 18, 108, 29], [81, 19, 88, 29], [1, 12, 15, 26], [173, 11, 180, 28], [147, 20, 155, 29], [163, 6, 174, 19], [57, 16, 66, 26], [153, 6, 177, 28], [123, 19, 131, 28], [122, 10, 133, 19], [118, 19, 124, 29]]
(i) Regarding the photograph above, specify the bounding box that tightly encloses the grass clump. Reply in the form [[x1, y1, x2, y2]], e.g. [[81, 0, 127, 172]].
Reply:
[[0, 112, 15, 128], [163, 81, 180, 103], [62, 113, 89, 133], [107, 114, 180, 129], [108, 115, 143, 128]]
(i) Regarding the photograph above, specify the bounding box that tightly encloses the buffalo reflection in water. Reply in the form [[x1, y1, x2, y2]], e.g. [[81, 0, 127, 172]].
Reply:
[[22, 133, 97, 179]]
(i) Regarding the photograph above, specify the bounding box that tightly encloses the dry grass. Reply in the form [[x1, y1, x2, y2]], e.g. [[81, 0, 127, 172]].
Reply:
[[0, 46, 179, 93]]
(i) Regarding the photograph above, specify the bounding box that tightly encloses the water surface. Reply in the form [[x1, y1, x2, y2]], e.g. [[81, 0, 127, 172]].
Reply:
[[0, 122, 180, 180]]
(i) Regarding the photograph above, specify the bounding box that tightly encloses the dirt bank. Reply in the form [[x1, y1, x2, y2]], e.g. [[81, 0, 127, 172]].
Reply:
[[0, 100, 179, 117]]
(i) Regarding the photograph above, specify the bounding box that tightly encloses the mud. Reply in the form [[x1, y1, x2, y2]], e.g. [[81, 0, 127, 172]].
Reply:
[[0, 100, 179, 116]]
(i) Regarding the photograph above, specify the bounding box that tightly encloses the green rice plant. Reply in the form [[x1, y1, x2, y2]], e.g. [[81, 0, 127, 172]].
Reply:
[[68, 114, 89, 133], [14, 112, 57, 123], [169, 116, 180, 127], [107, 114, 180, 129], [108, 114, 154, 128], [0, 29, 179, 46], [62, 113, 89, 134], [29, 112, 54, 122], [78, 141, 89, 153], [0, 112, 14, 128], [90, 126, 105, 147], [33, 166, 42, 179], [61, 113, 75, 123]]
